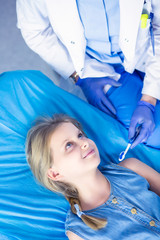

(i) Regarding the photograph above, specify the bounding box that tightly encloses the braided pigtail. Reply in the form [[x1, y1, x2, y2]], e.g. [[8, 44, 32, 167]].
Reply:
[[66, 196, 107, 230]]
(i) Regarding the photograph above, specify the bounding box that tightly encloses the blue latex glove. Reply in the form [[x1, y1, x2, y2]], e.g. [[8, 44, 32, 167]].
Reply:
[[76, 76, 121, 116], [129, 101, 155, 149]]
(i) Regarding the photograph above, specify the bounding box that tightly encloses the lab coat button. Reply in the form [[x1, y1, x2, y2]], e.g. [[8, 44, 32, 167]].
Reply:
[[124, 38, 129, 42], [70, 41, 75, 44], [112, 197, 118, 204], [131, 208, 137, 214], [149, 220, 156, 227]]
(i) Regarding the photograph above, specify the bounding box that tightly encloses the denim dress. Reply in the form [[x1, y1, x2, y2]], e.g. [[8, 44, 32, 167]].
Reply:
[[65, 163, 160, 240]]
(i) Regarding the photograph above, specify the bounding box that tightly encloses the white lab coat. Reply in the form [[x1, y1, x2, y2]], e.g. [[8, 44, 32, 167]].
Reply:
[[16, 0, 160, 99]]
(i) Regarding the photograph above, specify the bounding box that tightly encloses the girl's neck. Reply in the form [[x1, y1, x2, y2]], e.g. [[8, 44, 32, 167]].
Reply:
[[75, 170, 110, 211]]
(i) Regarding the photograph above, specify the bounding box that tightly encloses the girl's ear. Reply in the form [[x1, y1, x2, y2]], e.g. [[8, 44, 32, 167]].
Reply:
[[47, 168, 62, 181]]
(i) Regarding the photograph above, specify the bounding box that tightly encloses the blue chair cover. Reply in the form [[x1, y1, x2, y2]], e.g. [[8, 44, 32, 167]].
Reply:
[[0, 70, 160, 239]]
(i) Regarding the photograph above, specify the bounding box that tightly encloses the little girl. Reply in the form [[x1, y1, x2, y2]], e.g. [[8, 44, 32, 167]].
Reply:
[[26, 114, 160, 240]]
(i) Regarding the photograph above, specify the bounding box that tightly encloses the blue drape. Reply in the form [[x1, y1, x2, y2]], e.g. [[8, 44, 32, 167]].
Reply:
[[0, 70, 159, 239]]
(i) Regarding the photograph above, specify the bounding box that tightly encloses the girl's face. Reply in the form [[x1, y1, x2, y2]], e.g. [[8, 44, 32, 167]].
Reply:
[[48, 122, 100, 183]]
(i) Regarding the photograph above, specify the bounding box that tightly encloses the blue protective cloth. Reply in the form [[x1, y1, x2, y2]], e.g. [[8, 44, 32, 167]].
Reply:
[[0, 70, 160, 240], [65, 163, 160, 239], [76, 0, 123, 63], [106, 70, 160, 149]]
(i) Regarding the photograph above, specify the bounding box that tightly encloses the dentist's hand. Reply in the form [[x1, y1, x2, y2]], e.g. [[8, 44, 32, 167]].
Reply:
[[76, 76, 121, 116], [129, 100, 155, 149]]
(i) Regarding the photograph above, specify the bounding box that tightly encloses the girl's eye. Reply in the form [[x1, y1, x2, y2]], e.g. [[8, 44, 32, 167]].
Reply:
[[65, 142, 73, 150], [78, 132, 84, 139]]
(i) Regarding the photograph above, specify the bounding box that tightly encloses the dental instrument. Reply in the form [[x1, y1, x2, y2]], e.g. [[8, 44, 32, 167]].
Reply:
[[119, 126, 141, 161]]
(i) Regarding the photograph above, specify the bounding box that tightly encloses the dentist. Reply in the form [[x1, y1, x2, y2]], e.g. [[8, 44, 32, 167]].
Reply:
[[16, 0, 160, 148]]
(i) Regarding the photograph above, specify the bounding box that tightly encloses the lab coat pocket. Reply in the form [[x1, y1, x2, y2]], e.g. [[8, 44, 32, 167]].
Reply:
[[135, 17, 151, 55], [139, 18, 150, 39]]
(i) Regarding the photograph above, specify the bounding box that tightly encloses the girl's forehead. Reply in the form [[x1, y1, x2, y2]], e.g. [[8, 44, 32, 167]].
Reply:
[[57, 122, 78, 132], [51, 122, 79, 141]]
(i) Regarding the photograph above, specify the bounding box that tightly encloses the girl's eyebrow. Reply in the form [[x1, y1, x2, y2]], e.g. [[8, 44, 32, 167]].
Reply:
[[61, 129, 81, 147], [61, 138, 69, 147]]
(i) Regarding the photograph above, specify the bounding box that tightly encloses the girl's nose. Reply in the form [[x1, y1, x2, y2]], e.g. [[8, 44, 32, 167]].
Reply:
[[81, 140, 89, 149]]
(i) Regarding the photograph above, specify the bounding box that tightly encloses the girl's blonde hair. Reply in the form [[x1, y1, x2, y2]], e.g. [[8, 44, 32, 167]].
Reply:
[[26, 114, 107, 230]]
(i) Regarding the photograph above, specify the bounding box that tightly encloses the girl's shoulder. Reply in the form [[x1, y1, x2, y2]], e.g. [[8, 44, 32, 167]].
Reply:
[[99, 160, 137, 175], [99, 159, 149, 186]]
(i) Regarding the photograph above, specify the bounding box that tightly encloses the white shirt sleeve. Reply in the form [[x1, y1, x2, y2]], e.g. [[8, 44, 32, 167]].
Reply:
[[16, 0, 75, 79]]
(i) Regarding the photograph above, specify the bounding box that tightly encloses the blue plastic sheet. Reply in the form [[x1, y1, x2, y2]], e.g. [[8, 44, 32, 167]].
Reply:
[[107, 70, 160, 149], [0, 70, 160, 239]]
